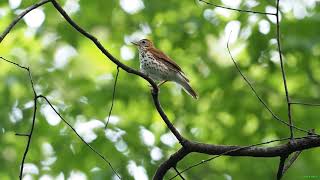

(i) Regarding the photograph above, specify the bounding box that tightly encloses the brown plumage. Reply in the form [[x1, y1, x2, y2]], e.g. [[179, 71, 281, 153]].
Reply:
[[132, 39, 198, 99]]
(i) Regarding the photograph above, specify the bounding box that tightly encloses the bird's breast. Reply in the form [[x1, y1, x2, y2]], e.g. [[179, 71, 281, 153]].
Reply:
[[139, 51, 172, 81]]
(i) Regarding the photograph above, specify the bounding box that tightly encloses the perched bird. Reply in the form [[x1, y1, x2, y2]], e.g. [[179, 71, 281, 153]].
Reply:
[[132, 39, 198, 99]]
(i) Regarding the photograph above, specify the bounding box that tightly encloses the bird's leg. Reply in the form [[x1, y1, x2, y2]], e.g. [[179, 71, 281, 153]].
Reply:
[[157, 80, 167, 87]]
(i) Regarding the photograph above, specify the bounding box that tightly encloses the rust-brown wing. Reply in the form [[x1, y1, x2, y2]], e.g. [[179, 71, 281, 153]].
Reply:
[[148, 47, 182, 72], [148, 47, 190, 82]]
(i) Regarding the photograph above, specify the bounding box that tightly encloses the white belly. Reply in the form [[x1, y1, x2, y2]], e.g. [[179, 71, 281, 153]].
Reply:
[[139, 51, 173, 82]]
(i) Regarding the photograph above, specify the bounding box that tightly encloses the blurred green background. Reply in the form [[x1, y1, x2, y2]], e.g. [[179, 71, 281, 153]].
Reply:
[[1, 0, 320, 179]]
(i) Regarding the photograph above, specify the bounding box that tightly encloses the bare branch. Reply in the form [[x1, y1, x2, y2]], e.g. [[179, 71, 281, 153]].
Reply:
[[49, 0, 186, 144], [15, 133, 30, 137], [161, 135, 320, 179], [38, 95, 121, 179], [19, 97, 38, 180], [2, 0, 320, 179], [198, 0, 276, 16], [275, 0, 294, 140], [105, 66, 120, 129], [281, 130, 315, 175], [0, 0, 50, 43], [277, 155, 289, 180], [290, 101, 320, 107], [282, 151, 302, 175], [225, 34, 311, 134], [0, 57, 38, 180], [151, 91, 186, 144], [0, 57, 121, 179], [49, 0, 156, 88], [154, 148, 189, 180], [173, 166, 185, 180]]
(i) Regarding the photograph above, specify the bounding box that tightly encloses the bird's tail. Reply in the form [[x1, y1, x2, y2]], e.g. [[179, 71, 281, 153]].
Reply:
[[176, 73, 198, 99]]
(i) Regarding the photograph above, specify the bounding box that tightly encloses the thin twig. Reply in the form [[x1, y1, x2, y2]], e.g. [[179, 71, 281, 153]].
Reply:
[[0, 57, 121, 179], [0, 57, 37, 95], [15, 133, 30, 137], [225, 34, 310, 134], [275, 0, 294, 140], [38, 95, 121, 179], [19, 97, 38, 180], [3, 1, 320, 179], [290, 102, 320, 107], [277, 155, 289, 180], [105, 66, 120, 129], [0, 0, 51, 43], [282, 151, 302, 175], [0, 57, 38, 180], [173, 166, 185, 180], [198, 0, 276, 16]]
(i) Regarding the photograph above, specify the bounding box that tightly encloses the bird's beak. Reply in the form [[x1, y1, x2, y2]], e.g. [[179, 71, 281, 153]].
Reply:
[[131, 41, 139, 46]]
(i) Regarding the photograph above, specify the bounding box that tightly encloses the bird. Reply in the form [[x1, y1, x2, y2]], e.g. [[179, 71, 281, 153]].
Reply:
[[132, 39, 198, 99]]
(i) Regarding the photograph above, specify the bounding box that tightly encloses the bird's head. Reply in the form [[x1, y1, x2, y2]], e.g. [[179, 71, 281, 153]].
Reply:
[[132, 39, 153, 49]]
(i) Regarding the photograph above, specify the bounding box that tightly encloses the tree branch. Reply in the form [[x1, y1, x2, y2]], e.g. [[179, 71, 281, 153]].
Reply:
[[0, 57, 121, 179], [157, 135, 320, 179], [105, 66, 120, 129], [2, 1, 320, 179], [290, 101, 320, 107], [154, 148, 189, 179], [173, 166, 185, 180], [198, 0, 276, 16], [38, 95, 121, 179], [277, 155, 289, 180], [275, 0, 294, 140], [0, 57, 38, 180], [282, 151, 302, 174], [49, 0, 186, 144], [225, 34, 311, 135], [0, 0, 51, 43]]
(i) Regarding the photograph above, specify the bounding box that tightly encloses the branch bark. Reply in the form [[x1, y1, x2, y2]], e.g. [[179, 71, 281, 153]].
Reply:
[[155, 136, 320, 179]]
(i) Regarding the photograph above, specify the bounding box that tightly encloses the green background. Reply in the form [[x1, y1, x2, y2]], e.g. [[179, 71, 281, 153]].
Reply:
[[0, 0, 320, 179]]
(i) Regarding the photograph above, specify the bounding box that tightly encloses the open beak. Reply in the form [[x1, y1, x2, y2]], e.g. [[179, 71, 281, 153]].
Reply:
[[131, 41, 139, 46]]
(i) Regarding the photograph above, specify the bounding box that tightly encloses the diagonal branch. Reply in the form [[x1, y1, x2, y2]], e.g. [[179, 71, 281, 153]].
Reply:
[[198, 0, 276, 16], [225, 34, 311, 135], [173, 166, 186, 180], [49, 0, 186, 143], [38, 95, 121, 179], [0, 57, 121, 179], [0, 0, 51, 43], [2, 1, 320, 180], [282, 151, 302, 175]]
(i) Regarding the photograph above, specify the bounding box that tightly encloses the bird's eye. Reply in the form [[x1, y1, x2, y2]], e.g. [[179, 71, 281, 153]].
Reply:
[[141, 40, 146, 44]]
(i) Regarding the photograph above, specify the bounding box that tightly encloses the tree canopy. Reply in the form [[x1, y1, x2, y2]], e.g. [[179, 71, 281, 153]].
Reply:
[[0, 0, 320, 179]]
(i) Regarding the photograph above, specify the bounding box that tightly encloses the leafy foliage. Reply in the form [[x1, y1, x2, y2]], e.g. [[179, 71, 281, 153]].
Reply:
[[0, 0, 319, 179]]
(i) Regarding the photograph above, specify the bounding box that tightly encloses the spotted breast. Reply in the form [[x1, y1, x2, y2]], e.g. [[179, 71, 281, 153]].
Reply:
[[139, 49, 173, 82]]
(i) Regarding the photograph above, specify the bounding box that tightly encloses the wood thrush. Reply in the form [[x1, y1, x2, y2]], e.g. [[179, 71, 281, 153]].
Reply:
[[132, 39, 198, 99]]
